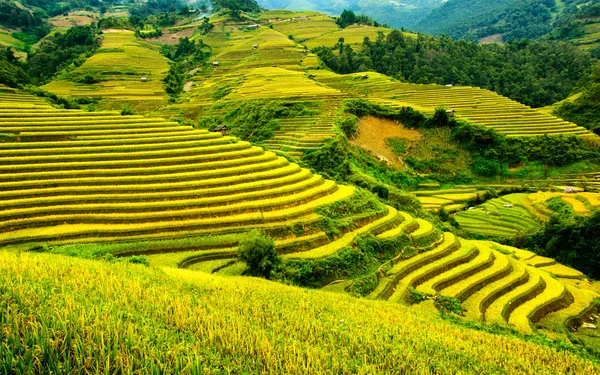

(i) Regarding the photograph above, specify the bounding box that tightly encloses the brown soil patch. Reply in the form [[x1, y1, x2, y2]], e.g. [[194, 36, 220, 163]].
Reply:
[[351, 116, 422, 168], [149, 28, 195, 45], [103, 28, 132, 33], [49, 12, 97, 27], [478, 33, 504, 45]]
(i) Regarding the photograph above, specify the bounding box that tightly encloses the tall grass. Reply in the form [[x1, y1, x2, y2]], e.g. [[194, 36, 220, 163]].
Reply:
[[1, 251, 598, 374]]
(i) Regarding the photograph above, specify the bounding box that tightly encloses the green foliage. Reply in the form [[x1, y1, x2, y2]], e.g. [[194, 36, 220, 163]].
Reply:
[[348, 274, 379, 297], [0, 1, 48, 40], [336, 10, 381, 29], [555, 74, 600, 135], [343, 99, 427, 128], [209, 100, 306, 142], [197, 17, 214, 35], [303, 137, 352, 182], [407, 286, 428, 304], [433, 295, 464, 316], [213, 0, 261, 12], [526, 209, 600, 279], [316, 189, 384, 220], [417, 0, 557, 42], [0, 48, 29, 88], [27, 25, 99, 84], [211, 85, 233, 100], [316, 32, 592, 107], [336, 114, 358, 138], [162, 37, 210, 63], [163, 62, 185, 99], [79, 74, 100, 84], [25, 87, 88, 109], [386, 138, 408, 155], [278, 234, 409, 288], [120, 104, 136, 116], [238, 230, 280, 279]]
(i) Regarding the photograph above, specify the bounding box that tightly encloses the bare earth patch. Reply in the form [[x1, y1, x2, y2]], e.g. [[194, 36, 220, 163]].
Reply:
[[478, 33, 504, 45], [149, 28, 195, 45], [350, 116, 422, 168]]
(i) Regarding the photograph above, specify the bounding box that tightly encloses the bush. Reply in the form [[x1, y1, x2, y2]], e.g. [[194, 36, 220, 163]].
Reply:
[[238, 230, 281, 279], [337, 114, 359, 138], [121, 104, 136, 116]]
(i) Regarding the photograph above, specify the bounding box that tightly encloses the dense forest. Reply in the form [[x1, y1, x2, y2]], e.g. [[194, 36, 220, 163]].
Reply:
[[315, 30, 593, 107], [526, 199, 600, 279], [213, 0, 261, 12], [26, 25, 99, 84], [414, 0, 594, 42], [555, 66, 600, 135]]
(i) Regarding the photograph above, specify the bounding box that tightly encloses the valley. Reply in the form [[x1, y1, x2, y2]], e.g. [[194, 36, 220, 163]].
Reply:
[[1, 0, 600, 373]]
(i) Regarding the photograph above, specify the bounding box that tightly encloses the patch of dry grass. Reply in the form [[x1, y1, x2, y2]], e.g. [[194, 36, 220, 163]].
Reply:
[[350, 116, 421, 168]]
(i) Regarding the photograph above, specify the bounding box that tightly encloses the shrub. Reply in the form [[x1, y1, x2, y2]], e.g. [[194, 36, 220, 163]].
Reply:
[[121, 104, 136, 116], [238, 230, 281, 279], [336, 114, 358, 138]]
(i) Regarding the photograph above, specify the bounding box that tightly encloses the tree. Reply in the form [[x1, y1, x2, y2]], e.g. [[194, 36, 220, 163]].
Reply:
[[238, 230, 281, 279]]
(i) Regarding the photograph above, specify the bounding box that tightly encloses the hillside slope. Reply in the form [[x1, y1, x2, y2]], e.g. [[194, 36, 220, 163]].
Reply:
[[258, 0, 444, 29], [2, 250, 599, 374]]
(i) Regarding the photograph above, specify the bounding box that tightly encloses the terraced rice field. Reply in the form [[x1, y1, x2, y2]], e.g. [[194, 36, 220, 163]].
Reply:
[[454, 191, 600, 238], [272, 15, 339, 41], [367, 231, 597, 334], [42, 30, 169, 112], [207, 27, 304, 75], [312, 71, 597, 139], [262, 100, 339, 157], [304, 25, 397, 49], [0, 88, 411, 269], [413, 187, 491, 213]]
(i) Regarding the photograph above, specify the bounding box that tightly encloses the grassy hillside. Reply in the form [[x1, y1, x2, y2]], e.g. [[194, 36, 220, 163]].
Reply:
[[2, 250, 599, 374], [42, 30, 169, 112]]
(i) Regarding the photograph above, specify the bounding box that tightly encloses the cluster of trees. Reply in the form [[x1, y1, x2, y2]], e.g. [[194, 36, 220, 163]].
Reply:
[[162, 37, 210, 99], [0, 48, 30, 87], [315, 31, 592, 107], [26, 25, 99, 84], [213, 0, 261, 12], [336, 10, 385, 29], [526, 199, 600, 279], [129, 0, 187, 19], [555, 66, 600, 135]]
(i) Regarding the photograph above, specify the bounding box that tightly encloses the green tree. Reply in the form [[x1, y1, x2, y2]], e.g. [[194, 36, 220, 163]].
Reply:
[[238, 230, 280, 279]]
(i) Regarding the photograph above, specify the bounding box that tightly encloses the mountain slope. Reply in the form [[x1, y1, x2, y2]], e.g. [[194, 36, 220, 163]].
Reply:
[[258, 0, 445, 29]]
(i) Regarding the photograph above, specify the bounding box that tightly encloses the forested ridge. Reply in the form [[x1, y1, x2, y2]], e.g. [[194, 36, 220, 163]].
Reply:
[[315, 30, 593, 108]]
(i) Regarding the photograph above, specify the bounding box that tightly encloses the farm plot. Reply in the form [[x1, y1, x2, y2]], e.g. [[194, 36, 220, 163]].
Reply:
[[454, 192, 600, 238], [310, 71, 597, 140], [42, 30, 169, 112], [0, 90, 415, 268], [372, 232, 598, 334]]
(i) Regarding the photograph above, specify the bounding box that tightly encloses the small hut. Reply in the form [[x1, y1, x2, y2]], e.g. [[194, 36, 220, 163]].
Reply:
[[564, 187, 577, 194], [141, 76, 147, 82], [308, 74, 316, 80], [446, 109, 456, 118], [253, 44, 259, 49], [214, 125, 230, 136], [247, 24, 259, 30], [213, 61, 219, 67], [360, 74, 369, 80]]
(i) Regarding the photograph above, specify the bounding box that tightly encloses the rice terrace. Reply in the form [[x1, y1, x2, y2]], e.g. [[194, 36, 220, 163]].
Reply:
[[2, 0, 600, 374]]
